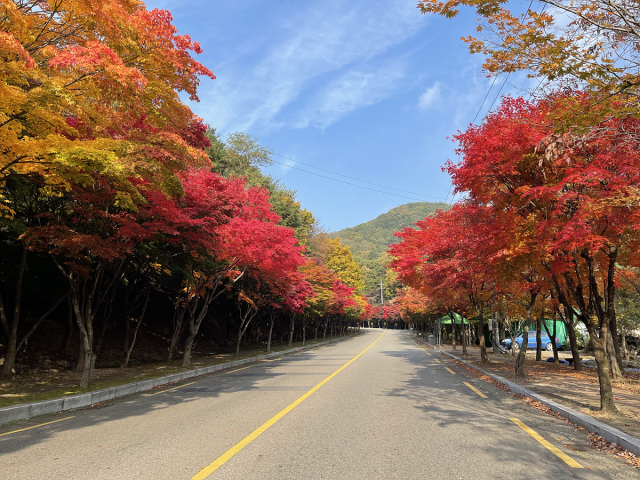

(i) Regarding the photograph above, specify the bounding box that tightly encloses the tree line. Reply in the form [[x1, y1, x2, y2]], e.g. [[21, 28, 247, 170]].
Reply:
[[0, 0, 372, 389], [388, 0, 640, 413]]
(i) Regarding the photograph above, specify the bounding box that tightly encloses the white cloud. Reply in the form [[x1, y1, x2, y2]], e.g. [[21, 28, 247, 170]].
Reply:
[[278, 157, 296, 175], [295, 59, 410, 128], [418, 81, 442, 110], [197, 0, 428, 133]]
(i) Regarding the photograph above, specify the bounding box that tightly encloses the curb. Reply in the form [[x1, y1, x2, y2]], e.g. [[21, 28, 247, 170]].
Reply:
[[0, 333, 361, 425], [410, 334, 640, 457]]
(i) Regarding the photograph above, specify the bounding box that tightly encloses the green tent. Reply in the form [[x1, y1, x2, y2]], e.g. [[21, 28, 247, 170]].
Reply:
[[438, 312, 470, 325], [517, 320, 568, 346]]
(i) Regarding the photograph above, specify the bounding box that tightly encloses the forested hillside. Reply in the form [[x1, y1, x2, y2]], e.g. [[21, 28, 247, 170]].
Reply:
[[332, 202, 450, 300]]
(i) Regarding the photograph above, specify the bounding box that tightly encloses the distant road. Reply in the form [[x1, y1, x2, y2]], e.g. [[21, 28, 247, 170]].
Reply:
[[0, 330, 632, 479]]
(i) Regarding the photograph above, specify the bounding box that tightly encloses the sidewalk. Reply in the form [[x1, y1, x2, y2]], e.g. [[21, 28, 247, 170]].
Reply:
[[427, 339, 640, 440]]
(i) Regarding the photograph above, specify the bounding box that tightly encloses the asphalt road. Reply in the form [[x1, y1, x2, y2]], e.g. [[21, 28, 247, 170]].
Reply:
[[0, 329, 636, 479]]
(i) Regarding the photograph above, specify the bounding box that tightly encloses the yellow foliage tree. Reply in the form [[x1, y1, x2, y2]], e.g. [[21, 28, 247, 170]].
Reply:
[[326, 237, 365, 294], [1, 0, 214, 214]]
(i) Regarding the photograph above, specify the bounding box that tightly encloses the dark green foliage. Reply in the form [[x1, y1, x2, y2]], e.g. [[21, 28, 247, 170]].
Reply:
[[332, 202, 451, 298], [205, 128, 314, 245]]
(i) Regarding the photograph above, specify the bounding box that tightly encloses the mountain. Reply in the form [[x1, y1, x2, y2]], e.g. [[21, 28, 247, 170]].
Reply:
[[331, 202, 451, 300]]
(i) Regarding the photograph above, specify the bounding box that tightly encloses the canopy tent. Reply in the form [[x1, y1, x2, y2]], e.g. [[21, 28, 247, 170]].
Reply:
[[438, 312, 470, 325]]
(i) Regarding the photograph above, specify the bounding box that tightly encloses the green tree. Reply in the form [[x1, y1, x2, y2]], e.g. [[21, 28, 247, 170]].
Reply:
[[204, 128, 314, 246]]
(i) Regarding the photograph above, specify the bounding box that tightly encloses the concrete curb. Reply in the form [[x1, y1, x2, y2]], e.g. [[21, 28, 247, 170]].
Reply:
[[0, 333, 360, 425], [409, 334, 640, 456]]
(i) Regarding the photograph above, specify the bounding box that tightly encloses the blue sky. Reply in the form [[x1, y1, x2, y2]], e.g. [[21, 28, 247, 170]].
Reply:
[[146, 0, 535, 231]]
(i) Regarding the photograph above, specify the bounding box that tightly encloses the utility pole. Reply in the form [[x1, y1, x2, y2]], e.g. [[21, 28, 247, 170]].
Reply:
[[380, 280, 384, 305]]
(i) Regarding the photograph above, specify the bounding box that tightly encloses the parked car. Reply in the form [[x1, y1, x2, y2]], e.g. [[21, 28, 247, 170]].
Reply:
[[500, 331, 561, 351]]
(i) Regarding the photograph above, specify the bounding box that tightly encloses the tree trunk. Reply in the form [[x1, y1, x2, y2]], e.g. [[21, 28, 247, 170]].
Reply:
[[552, 319, 558, 363], [302, 325, 306, 346], [69, 285, 97, 389], [515, 292, 537, 379], [606, 331, 624, 381], [79, 342, 96, 389], [182, 317, 197, 367], [234, 303, 257, 358], [235, 309, 256, 357], [180, 268, 245, 365], [266, 314, 275, 353], [565, 316, 582, 371], [77, 339, 86, 372], [605, 252, 624, 373], [591, 334, 618, 412], [609, 316, 624, 372], [122, 320, 141, 368], [542, 318, 559, 363], [181, 291, 214, 367], [323, 321, 327, 341], [450, 313, 457, 350], [2, 333, 17, 378], [168, 305, 186, 362], [77, 323, 96, 389], [536, 316, 542, 361], [1, 246, 27, 378], [288, 314, 295, 348], [477, 308, 488, 363], [122, 289, 150, 368], [515, 324, 529, 381], [461, 321, 468, 355]]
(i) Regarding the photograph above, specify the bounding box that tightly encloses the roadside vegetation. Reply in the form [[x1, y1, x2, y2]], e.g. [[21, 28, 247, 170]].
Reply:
[[387, 0, 640, 415], [0, 0, 372, 393]]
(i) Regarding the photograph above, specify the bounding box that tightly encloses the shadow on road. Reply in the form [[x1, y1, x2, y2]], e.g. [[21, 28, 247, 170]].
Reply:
[[0, 335, 368, 455], [375, 332, 605, 479]]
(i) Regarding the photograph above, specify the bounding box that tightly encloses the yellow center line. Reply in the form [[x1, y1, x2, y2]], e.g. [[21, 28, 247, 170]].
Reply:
[[261, 358, 282, 362], [444, 367, 456, 374], [425, 352, 431, 356], [144, 381, 197, 397], [510, 418, 583, 468], [463, 382, 487, 398], [0, 416, 75, 437], [224, 366, 253, 374], [434, 359, 441, 363], [191, 332, 385, 479]]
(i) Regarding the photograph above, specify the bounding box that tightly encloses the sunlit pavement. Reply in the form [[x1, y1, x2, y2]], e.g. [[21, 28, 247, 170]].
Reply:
[[0, 329, 635, 479]]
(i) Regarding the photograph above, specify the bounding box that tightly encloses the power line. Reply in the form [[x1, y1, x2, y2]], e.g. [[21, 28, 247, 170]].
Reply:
[[268, 157, 448, 202], [445, 0, 538, 205], [444, 183, 453, 205], [270, 152, 444, 200], [270, 2, 537, 207], [474, 0, 535, 124], [472, 75, 499, 124], [486, 72, 511, 113]]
